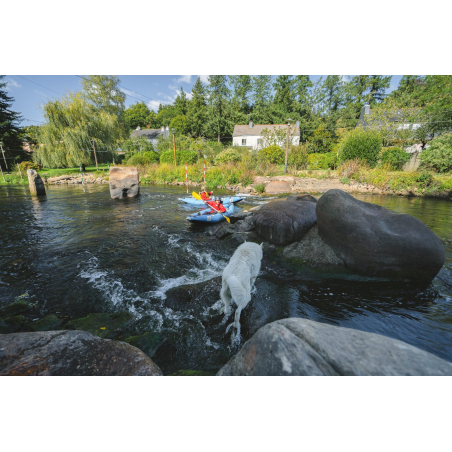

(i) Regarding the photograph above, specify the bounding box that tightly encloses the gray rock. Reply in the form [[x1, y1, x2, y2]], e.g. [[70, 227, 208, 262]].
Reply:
[[109, 167, 140, 199], [27, 169, 46, 196], [253, 200, 317, 246], [230, 211, 253, 222], [286, 194, 318, 203], [217, 318, 452, 376], [234, 216, 255, 233], [316, 189, 446, 280], [283, 225, 344, 267], [123, 332, 166, 358], [0, 330, 163, 376]]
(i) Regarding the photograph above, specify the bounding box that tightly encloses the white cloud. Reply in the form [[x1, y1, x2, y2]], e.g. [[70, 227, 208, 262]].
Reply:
[[199, 75, 210, 84], [5, 77, 21, 91], [174, 75, 192, 84]]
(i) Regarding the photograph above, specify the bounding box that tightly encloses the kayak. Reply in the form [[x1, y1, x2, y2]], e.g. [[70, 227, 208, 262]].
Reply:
[[179, 196, 244, 206], [186, 204, 234, 223]]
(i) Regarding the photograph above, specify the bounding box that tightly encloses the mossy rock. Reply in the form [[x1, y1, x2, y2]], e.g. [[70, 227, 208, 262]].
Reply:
[[0, 300, 32, 317], [168, 370, 217, 376], [123, 332, 165, 358], [0, 315, 24, 334], [64, 312, 135, 339], [31, 314, 63, 332]]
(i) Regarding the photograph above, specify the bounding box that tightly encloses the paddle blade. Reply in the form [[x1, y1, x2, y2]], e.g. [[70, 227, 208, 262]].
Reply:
[[224, 216, 231, 223], [192, 191, 202, 200]]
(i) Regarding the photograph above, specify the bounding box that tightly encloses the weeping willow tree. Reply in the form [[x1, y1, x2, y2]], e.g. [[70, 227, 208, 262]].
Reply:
[[35, 92, 122, 168]]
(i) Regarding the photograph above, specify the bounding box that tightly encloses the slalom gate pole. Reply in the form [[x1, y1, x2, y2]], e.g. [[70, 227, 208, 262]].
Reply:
[[79, 163, 85, 193], [185, 161, 188, 194], [203, 160, 206, 185]]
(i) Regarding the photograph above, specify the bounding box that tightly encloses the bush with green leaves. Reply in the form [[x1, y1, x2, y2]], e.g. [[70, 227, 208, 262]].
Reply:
[[307, 153, 328, 169], [126, 151, 160, 166], [259, 145, 284, 164], [325, 151, 338, 169], [379, 147, 410, 170], [215, 148, 242, 164], [420, 132, 452, 173], [159, 150, 198, 165], [415, 171, 434, 187], [254, 183, 266, 194], [338, 128, 382, 168], [288, 144, 308, 169], [18, 161, 42, 171]]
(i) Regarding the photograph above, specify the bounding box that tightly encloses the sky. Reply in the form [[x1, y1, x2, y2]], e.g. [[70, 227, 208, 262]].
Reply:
[[3, 75, 404, 128]]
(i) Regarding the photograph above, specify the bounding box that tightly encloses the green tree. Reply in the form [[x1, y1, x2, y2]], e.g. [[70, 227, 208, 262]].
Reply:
[[81, 75, 126, 117], [155, 105, 178, 128], [205, 75, 233, 142], [0, 76, 26, 168], [186, 76, 208, 137], [124, 102, 151, 131], [174, 87, 188, 115], [146, 110, 158, 128], [251, 75, 273, 123], [35, 92, 121, 168], [273, 75, 295, 114], [230, 75, 252, 114], [322, 75, 345, 112], [388, 75, 425, 108], [169, 115, 189, 135], [293, 75, 313, 116]]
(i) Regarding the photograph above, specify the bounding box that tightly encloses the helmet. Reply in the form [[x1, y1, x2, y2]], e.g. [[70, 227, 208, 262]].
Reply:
[[201, 186, 206, 191], [213, 196, 218, 202], [218, 197, 223, 203]]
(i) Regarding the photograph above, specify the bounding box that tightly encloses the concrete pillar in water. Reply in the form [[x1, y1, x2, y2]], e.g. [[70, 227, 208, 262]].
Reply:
[[27, 169, 46, 196], [109, 167, 140, 199]]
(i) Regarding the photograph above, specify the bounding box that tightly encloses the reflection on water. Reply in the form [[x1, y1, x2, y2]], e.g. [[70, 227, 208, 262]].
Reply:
[[1, 184, 451, 373]]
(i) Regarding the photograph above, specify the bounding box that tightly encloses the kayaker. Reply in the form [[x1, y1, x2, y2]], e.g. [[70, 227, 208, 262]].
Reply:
[[208, 197, 227, 214], [200, 186, 213, 201]]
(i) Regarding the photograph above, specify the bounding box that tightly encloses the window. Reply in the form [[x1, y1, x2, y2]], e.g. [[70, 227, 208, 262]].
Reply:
[[242, 139, 246, 146], [257, 139, 262, 146]]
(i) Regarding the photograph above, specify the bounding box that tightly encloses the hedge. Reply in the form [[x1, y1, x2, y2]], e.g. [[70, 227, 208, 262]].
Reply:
[[338, 128, 382, 168], [159, 150, 198, 165]]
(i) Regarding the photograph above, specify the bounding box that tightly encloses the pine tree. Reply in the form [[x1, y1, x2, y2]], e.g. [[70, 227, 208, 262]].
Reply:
[[322, 75, 344, 112], [229, 75, 252, 114], [0, 76, 25, 169], [81, 75, 126, 117], [273, 75, 295, 115], [186, 76, 208, 137], [293, 75, 313, 115], [388, 75, 425, 108], [205, 75, 233, 142], [251, 75, 273, 123], [174, 87, 188, 115]]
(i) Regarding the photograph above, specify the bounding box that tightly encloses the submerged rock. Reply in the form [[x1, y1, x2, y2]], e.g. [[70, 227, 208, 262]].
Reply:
[[283, 225, 345, 267], [217, 318, 452, 376], [316, 189, 446, 280], [123, 332, 165, 358], [0, 330, 163, 376], [0, 315, 24, 334], [64, 312, 135, 339], [31, 314, 63, 332], [109, 167, 140, 199], [0, 300, 32, 317], [253, 200, 317, 246]]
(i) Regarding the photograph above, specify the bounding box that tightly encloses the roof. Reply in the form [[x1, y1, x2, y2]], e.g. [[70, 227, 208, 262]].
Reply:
[[129, 128, 168, 139], [233, 124, 300, 137]]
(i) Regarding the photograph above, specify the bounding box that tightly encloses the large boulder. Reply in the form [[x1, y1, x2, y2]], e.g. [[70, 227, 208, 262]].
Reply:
[[109, 167, 140, 199], [286, 194, 318, 203], [253, 200, 317, 246], [217, 318, 452, 376], [265, 181, 291, 194], [0, 330, 163, 376], [316, 189, 446, 280], [27, 169, 46, 196]]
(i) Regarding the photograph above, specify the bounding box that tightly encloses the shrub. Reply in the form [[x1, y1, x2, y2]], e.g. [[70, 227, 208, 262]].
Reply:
[[307, 153, 328, 170], [338, 128, 382, 168], [325, 151, 338, 169], [126, 151, 160, 166], [288, 144, 308, 169], [259, 145, 284, 164], [420, 132, 452, 173], [415, 171, 434, 187], [379, 147, 410, 170], [254, 183, 266, 194], [337, 159, 366, 179], [159, 150, 198, 165], [18, 161, 41, 171], [215, 148, 242, 164]]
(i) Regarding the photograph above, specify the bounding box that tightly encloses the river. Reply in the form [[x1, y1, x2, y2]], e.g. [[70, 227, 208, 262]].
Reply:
[[1, 184, 451, 374]]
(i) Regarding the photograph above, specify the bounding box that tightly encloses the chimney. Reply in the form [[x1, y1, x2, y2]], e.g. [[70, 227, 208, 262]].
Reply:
[[364, 103, 370, 115], [161, 126, 164, 132], [136, 126, 141, 130], [249, 120, 253, 128], [166, 126, 169, 131], [296, 120, 300, 128]]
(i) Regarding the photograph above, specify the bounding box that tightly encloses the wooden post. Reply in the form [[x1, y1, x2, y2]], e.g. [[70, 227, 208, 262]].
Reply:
[[203, 160, 206, 184], [18, 163, 23, 181], [79, 163, 85, 192], [92, 140, 99, 171], [185, 161, 188, 194], [0, 163, 5, 182], [285, 123, 290, 175], [0, 144, 8, 172], [173, 132, 177, 166]]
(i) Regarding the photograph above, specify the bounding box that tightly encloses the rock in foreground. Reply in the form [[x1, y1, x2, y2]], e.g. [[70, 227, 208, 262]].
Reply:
[[109, 167, 140, 199], [253, 200, 317, 246], [0, 330, 163, 376], [217, 318, 452, 376], [316, 189, 446, 280]]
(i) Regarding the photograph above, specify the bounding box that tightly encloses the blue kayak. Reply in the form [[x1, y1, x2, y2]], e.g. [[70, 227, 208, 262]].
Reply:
[[187, 204, 234, 223], [179, 196, 243, 206]]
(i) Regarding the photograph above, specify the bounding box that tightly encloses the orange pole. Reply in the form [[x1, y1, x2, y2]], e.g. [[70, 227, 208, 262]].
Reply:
[[173, 132, 177, 166]]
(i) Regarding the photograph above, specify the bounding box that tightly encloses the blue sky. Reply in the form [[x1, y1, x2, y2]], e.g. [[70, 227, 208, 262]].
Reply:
[[3, 75, 404, 127]]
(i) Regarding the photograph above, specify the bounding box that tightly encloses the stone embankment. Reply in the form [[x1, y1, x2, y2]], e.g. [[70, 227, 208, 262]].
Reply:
[[44, 174, 108, 185]]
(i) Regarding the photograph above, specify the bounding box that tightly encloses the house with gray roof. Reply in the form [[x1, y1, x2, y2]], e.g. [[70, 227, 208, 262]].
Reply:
[[129, 126, 170, 149], [232, 121, 300, 150]]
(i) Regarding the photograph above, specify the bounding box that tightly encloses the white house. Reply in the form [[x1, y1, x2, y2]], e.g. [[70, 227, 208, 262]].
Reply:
[[129, 126, 170, 149], [232, 121, 301, 150]]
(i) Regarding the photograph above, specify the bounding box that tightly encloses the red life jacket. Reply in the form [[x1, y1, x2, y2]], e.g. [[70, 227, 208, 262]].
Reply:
[[210, 202, 226, 213], [201, 191, 213, 201]]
